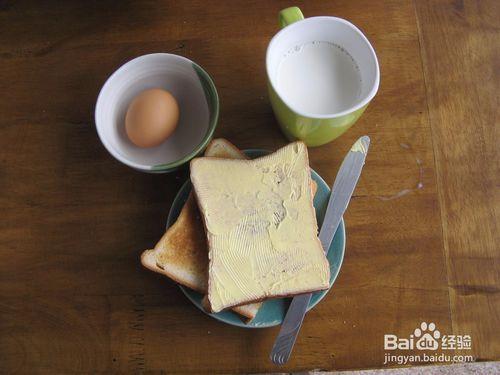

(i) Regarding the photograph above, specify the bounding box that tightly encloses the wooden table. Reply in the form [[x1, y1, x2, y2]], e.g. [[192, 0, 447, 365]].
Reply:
[[1, 1, 498, 373]]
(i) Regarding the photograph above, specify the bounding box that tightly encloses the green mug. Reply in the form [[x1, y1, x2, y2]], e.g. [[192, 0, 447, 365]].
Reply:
[[266, 7, 380, 147]]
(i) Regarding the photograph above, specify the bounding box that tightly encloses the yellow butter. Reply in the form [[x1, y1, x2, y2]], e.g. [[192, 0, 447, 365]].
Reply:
[[191, 142, 330, 313], [350, 137, 369, 154]]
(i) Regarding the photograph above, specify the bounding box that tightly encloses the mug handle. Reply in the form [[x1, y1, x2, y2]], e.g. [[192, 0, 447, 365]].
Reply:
[[279, 6, 304, 28]]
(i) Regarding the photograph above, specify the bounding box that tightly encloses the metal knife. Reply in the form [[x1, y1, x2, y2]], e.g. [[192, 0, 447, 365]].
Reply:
[[270, 135, 370, 365]]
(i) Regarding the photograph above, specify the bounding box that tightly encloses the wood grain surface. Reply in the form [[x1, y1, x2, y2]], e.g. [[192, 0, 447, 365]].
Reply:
[[415, 0, 500, 361], [0, 0, 497, 373]]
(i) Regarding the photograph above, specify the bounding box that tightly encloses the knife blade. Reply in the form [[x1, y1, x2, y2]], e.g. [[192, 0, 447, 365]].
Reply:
[[270, 136, 370, 365]]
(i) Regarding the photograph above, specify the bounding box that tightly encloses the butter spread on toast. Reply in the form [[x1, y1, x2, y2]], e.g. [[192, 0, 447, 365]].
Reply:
[[191, 142, 330, 313]]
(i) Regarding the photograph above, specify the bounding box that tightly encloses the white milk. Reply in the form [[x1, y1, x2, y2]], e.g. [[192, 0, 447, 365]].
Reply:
[[277, 41, 362, 115]]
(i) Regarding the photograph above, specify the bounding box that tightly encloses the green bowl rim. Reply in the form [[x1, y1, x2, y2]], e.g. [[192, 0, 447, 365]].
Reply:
[[151, 61, 220, 171]]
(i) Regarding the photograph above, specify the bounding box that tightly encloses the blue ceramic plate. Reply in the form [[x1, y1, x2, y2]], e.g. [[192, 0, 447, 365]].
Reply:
[[167, 149, 345, 328]]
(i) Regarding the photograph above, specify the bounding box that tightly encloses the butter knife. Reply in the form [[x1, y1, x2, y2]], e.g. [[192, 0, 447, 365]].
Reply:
[[270, 135, 370, 365]]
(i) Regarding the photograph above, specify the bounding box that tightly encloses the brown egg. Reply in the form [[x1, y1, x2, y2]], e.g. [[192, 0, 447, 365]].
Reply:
[[125, 88, 180, 148]]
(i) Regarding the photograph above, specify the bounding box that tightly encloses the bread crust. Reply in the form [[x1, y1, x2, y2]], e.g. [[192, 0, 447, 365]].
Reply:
[[207, 284, 329, 312], [188, 173, 215, 312], [200, 296, 260, 321], [141, 248, 204, 293], [205, 137, 246, 158]]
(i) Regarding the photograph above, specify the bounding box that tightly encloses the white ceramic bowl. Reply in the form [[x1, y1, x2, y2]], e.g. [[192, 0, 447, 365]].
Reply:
[[95, 53, 219, 173]]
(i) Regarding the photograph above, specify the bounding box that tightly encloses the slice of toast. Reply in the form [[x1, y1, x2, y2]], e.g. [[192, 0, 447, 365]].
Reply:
[[190, 142, 330, 313], [141, 139, 318, 320], [141, 139, 262, 320]]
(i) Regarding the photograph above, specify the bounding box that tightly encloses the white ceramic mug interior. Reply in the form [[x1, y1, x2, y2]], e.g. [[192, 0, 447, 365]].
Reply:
[[267, 16, 379, 118], [95, 53, 218, 172]]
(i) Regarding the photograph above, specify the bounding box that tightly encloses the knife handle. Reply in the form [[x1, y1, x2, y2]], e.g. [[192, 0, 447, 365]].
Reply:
[[270, 293, 312, 365]]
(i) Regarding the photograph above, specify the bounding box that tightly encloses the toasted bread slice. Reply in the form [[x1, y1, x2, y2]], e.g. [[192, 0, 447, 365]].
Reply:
[[141, 139, 262, 320], [190, 142, 330, 313], [141, 139, 318, 320]]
